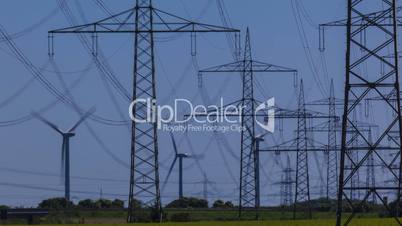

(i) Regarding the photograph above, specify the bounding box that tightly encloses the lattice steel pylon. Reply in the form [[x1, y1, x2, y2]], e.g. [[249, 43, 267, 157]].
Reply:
[[198, 28, 296, 219], [320, 1, 402, 225], [293, 80, 312, 219], [281, 155, 294, 206], [241, 29, 257, 218], [327, 80, 338, 200], [366, 127, 376, 204], [349, 112, 361, 201], [305, 79, 340, 200], [48, 0, 239, 222]]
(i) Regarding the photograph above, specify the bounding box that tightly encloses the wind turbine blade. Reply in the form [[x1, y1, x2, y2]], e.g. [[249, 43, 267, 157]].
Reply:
[[169, 131, 178, 155], [189, 154, 205, 160], [32, 111, 63, 135], [256, 131, 269, 140], [67, 107, 95, 132], [161, 157, 177, 192]]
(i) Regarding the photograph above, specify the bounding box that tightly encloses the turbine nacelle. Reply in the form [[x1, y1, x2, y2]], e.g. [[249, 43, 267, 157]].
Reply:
[[177, 153, 189, 158], [64, 132, 76, 138]]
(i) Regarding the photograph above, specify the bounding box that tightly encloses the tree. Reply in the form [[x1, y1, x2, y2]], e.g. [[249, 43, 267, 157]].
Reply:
[[38, 198, 74, 209], [78, 199, 97, 209], [212, 200, 225, 208], [95, 199, 112, 209], [111, 199, 124, 208], [224, 201, 234, 208]]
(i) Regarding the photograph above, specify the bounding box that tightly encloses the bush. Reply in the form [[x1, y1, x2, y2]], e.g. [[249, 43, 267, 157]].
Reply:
[[212, 200, 234, 209], [130, 203, 163, 223], [166, 197, 208, 208], [170, 213, 191, 222]]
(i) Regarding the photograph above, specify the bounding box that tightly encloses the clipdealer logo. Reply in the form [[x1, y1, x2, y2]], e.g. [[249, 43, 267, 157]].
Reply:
[[255, 98, 275, 133], [128, 98, 275, 133]]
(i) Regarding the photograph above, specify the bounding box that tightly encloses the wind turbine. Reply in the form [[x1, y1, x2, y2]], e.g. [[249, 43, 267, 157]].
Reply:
[[33, 108, 95, 201], [162, 132, 203, 199]]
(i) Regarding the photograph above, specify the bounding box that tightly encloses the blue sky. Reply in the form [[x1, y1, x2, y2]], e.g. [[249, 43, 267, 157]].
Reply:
[[0, 0, 361, 207]]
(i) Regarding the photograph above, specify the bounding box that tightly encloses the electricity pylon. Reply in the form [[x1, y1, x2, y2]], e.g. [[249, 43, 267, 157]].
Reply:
[[321, 1, 402, 225], [49, 0, 239, 222], [281, 155, 294, 206], [306, 79, 340, 200], [261, 81, 337, 219], [366, 127, 376, 204], [349, 112, 361, 201], [293, 80, 311, 219], [327, 80, 338, 200], [193, 173, 217, 201], [198, 28, 296, 219]]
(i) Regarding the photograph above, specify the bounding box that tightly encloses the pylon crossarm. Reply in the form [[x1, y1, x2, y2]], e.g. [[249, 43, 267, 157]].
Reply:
[[307, 118, 379, 133], [199, 60, 297, 73], [319, 7, 402, 51], [320, 7, 402, 28], [367, 90, 401, 102], [260, 137, 326, 153], [305, 98, 350, 106], [49, 7, 240, 34], [274, 107, 337, 119], [306, 136, 327, 147]]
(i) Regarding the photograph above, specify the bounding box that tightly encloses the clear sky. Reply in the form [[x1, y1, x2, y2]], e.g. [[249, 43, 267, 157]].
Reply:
[[0, 0, 377, 207]]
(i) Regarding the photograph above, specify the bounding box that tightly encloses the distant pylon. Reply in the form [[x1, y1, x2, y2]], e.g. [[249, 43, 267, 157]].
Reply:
[[366, 127, 376, 204], [293, 80, 312, 219], [281, 155, 293, 206], [327, 79, 338, 200], [239, 29, 257, 217], [349, 112, 360, 201], [197, 28, 296, 218]]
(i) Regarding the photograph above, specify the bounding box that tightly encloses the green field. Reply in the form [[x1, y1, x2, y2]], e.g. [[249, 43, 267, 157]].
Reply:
[[2, 208, 399, 225], [8, 218, 402, 226]]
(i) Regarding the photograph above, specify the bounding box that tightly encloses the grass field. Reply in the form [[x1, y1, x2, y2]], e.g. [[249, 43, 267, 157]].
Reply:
[[9, 218, 402, 226], [2, 209, 398, 225]]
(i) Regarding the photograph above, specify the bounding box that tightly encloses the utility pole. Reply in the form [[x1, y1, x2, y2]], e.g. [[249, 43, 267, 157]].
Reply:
[[321, 1, 402, 225], [49, 0, 239, 222], [198, 28, 296, 218]]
